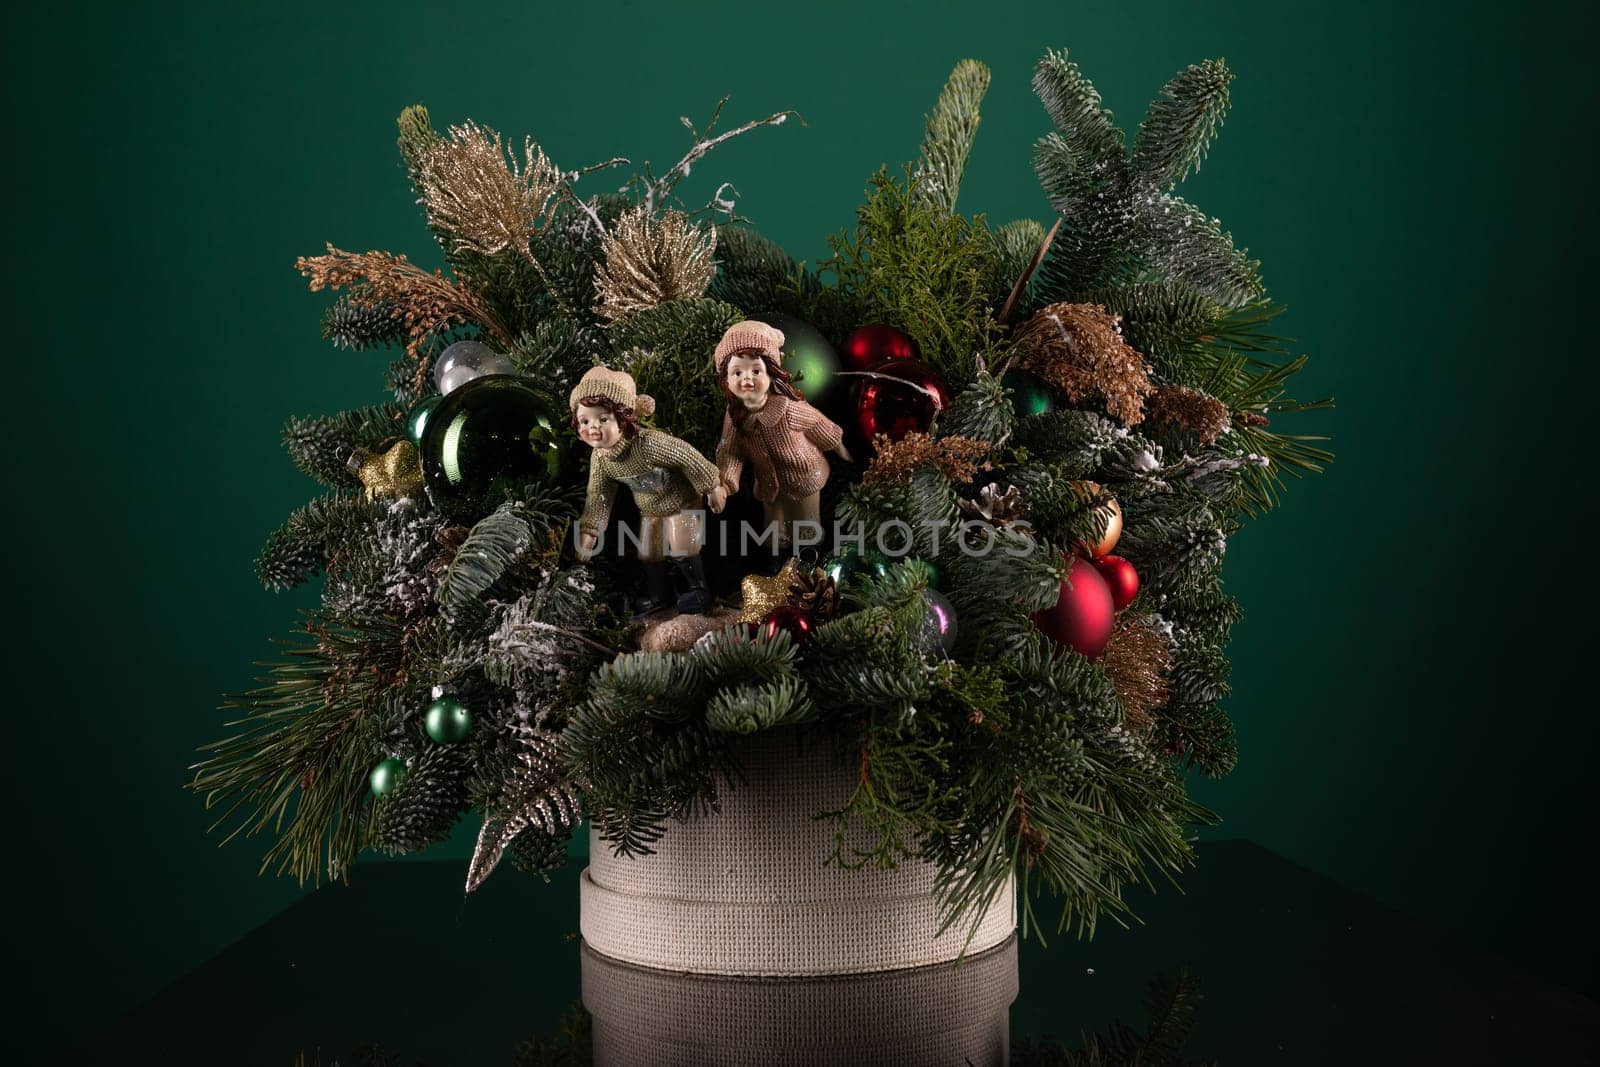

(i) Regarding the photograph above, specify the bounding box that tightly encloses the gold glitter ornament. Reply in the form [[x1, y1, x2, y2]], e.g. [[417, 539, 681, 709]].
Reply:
[[735, 558, 805, 625], [593, 206, 718, 323], [348, 440, 425, 501]]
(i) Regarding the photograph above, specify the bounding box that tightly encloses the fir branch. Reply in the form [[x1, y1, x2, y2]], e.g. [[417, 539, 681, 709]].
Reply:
[[255, 493, 388, 591], [322, 296, 407, 351], [1132, 60, 1234, 189], [939, 370, 1017, 447], [705, 675, 815, 734], [436, 506, 534, 617], [1032, 49, 1126, 166], [993, 217, 1054, 322], [396, 104, 439, 178], [914, 59, 992, 215], [706, 226, 802, 313], [1134, 193, 1262, 309], [373, 742, 472, 855], [281, 403, 406, 490]]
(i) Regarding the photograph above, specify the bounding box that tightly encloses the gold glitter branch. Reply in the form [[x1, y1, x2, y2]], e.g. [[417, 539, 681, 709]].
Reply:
[[420, 121, 563, 259], [295, 245, 512, 386], [1098, 615, 1172, 735], [1012, 302, 1155, 426], [593, 205, 718, 323]]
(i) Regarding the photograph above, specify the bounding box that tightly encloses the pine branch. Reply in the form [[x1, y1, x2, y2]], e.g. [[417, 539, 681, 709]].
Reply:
[[914, 59, 992, 215], [189, 620, 395, 884]]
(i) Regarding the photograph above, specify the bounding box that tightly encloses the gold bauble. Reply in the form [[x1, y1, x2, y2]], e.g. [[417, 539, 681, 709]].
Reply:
[[1073, 481, 1123, 559], [349, 440, 426, 501]]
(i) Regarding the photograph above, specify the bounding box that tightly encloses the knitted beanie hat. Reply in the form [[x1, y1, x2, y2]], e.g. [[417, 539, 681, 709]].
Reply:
[[569, 366, 656, 417], [714, 320, 787, 373]]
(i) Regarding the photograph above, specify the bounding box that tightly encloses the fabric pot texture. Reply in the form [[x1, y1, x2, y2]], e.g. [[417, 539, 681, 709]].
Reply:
[[581, 933, 1019, 1067], [579, 727, 1017, 976]]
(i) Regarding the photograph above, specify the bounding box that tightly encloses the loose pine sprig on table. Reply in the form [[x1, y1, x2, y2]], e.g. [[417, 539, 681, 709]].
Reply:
[[192, 48, 1328, 944]]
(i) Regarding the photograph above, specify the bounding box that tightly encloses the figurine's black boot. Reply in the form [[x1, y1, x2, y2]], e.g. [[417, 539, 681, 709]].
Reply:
[[672, 554, 712, 614], [635, 560, 675, 617]]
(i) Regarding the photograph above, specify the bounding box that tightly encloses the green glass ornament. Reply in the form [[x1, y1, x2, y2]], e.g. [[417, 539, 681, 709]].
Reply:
[[755, 312, 839, 403], [821, 547, 890, 590], [1002, 368, 1055, 418], [424, 696, 473, 744], [419, 376, 570, 521], [405, 395, 442, 445], [370, 758, 407, 797]]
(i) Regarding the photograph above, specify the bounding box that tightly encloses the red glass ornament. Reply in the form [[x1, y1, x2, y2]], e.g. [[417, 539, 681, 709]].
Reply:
[[760, 605, 816, 644], [856, 358, 952, 446], [1030, 557, 1116, 660], [1091, 555, 1139, 612], [842, 323, 919, 371]]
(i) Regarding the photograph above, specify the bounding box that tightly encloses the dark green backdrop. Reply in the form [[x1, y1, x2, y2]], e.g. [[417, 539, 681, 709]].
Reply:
[[8, 0, 1595, 1053]]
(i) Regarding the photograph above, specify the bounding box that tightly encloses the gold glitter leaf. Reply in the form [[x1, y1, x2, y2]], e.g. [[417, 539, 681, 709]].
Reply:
[[593, 206, 718, 323]]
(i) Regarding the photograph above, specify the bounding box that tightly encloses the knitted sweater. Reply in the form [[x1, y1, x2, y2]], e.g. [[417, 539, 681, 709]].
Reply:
[[580, 428, 719, 536], [715, 395, 844, 503]]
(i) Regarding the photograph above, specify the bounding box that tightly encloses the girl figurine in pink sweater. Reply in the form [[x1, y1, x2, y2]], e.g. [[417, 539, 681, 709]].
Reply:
[[708, 321, 851, 555]]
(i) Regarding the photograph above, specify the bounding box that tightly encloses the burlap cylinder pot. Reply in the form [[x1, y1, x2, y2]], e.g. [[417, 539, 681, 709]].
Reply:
[[581, 934, 1019, 1067], [579, 727, 1017, 975]]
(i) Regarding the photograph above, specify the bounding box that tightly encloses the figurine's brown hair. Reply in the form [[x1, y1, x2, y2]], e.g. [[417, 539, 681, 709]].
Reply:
[[572, 395, 640, 439], [721, 348, 801, 427]]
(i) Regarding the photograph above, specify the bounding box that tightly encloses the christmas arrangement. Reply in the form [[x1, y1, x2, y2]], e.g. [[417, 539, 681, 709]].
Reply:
[[191, 50, 1328, 942]]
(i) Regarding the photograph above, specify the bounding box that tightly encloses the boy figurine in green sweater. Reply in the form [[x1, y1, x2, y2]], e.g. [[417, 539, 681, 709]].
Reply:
[[570, 366, 722, 616]]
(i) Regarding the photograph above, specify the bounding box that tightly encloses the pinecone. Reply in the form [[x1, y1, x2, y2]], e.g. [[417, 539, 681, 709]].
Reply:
[[959, 483, 1031, 528], [789, 566, 838, 620], [427, 525, 472, 575]]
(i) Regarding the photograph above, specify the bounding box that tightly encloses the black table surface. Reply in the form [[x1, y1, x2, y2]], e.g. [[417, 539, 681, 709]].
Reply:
[[72, 841, 1600, 1065]]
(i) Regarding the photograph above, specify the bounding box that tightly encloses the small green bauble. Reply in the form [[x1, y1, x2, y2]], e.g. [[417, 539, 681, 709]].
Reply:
[[424, 696, 473, 744], [755, 312, 840, 403], [405, 395, 442, 445], [369, 758, 407, 797], [1001, 368, 1055, 418], [821, 547, 890, 590]]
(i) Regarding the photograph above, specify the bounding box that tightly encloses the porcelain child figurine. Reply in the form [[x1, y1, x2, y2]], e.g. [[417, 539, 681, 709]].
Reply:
[[571, 366, 718, 615], [709, 321, 850, 554]]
